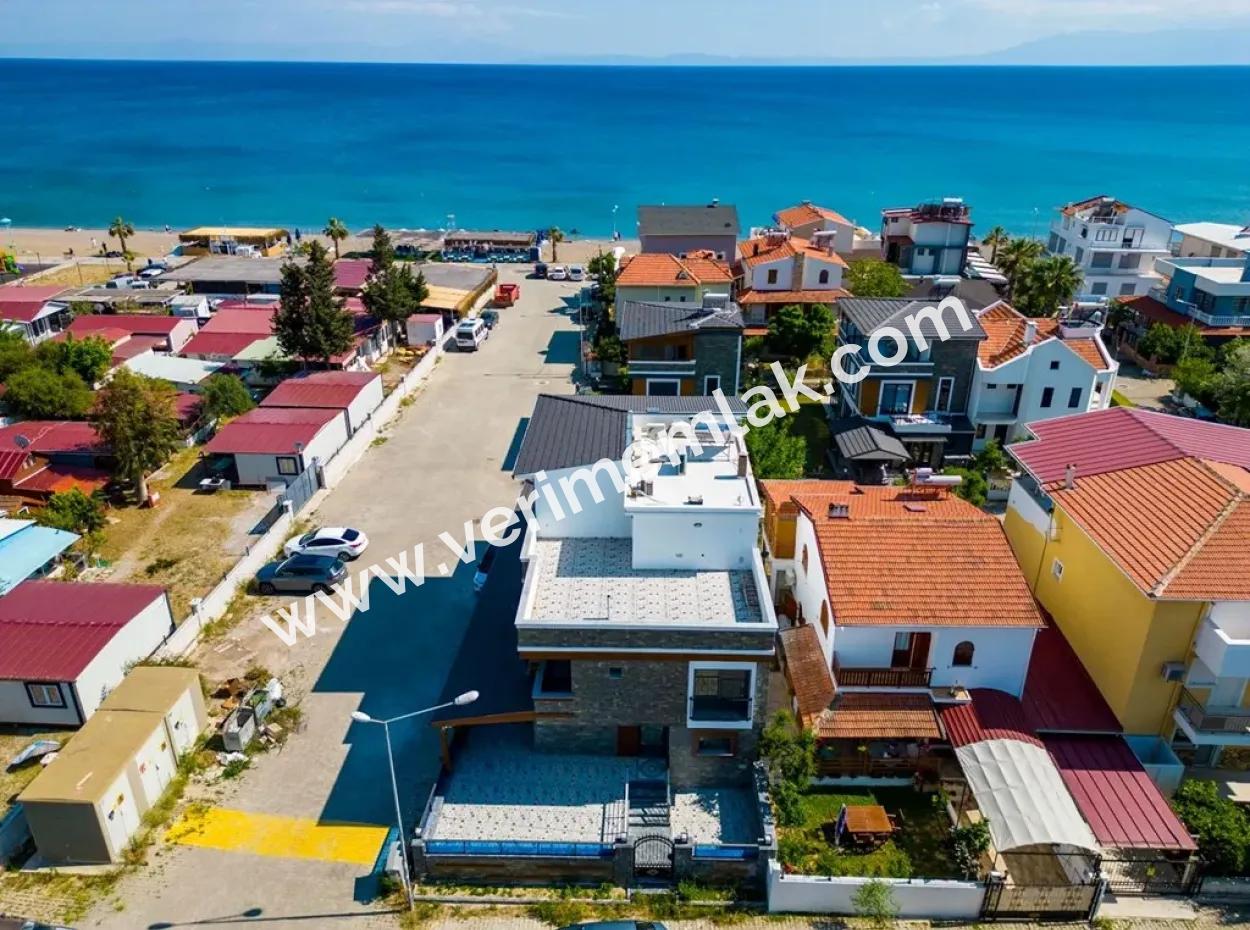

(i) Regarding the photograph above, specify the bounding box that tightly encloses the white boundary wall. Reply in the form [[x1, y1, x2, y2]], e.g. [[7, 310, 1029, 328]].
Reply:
[[767, 861, 985, 918], [157, 328, 452, 658]]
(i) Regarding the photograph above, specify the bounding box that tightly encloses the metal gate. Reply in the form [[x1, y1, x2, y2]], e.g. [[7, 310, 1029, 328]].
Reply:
[[280, 461, 323, 514], [1099, 853, 1202, 897], [632, 834, 674, 881], [981, 874, 1101, 921]]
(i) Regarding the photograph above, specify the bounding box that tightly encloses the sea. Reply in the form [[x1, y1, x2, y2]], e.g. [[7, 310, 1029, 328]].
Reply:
[[2, 58, 1250, 237]]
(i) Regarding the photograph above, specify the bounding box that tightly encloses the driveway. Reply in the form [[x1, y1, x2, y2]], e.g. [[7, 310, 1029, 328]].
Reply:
[[87, 270, 582, 930]]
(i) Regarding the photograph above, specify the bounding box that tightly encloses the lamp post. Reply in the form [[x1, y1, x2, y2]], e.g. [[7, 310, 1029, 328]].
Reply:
[[350, 689, 479, 909]]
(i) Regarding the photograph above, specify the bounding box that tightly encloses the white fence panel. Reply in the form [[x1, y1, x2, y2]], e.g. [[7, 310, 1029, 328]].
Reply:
[[767, 861, 985, 918]]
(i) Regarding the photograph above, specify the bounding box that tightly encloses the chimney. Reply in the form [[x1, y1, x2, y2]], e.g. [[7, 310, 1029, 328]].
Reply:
[[1023, 320, 1038, 346], [736, 451, 748, 478], [1064, 463, 1077, 490]]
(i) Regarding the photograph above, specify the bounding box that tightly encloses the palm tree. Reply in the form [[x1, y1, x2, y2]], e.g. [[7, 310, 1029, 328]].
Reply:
[[108, 215, 135, 271], [996, 237, 1044, 299], [548, 226, 565, 262], [1020, 254, 1083, 317], [323, 217, 349, 260], [982, 225, 1009, 264]]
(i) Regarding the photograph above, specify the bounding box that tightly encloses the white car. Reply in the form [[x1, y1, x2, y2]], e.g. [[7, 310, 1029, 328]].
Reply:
[[547, 264, 568, 281], [283, 527, 369, 561], [567, 264, 585, 281]]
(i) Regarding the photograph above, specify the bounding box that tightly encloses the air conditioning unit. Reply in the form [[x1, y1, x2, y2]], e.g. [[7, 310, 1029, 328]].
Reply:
[[1160, 661, 1187, 683]]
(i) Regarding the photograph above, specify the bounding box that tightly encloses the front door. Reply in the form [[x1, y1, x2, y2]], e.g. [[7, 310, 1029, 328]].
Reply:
[[616, 725, 642, 756], [890, 632, 931, 669]]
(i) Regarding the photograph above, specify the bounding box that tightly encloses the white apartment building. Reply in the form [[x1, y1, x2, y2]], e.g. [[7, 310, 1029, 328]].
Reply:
[[1047, 195, 1172, 301], [1171, 222, 1250, 261]]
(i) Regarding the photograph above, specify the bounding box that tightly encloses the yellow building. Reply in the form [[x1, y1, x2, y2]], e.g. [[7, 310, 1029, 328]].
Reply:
[[1003, 407, 1250, 765], [178, 227, 289, 257]]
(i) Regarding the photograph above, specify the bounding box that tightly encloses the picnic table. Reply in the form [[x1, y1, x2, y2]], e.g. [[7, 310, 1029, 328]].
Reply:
[[842, 804, 894, 847]]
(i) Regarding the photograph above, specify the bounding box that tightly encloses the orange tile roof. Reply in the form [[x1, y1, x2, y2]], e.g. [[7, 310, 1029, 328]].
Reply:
[[737, 288, 850, 306], [812, 692, 942, 740], [738, 235, 848, 269], [776, 202, 852, 229], [775, 481, 1043, 627], [977, 302, 1110, 370], [616, 253, 731, 288], [779, 624, 835, 718]]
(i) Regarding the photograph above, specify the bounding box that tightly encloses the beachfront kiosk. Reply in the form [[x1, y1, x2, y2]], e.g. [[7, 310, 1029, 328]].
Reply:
[[178, 226, 289, 257]]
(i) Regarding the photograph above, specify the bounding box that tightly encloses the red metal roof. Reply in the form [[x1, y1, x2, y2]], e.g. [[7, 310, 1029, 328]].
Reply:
[[215, 299, 278, 311], [68, 314, 186, 337], [110, 334, 167, 364], [181, 331, 265, 358], [940, 689, 1042, 748], [334, 259, 372, 291], [0, 449, 31, 481], [0, 421, 104, 456], [202, 307, 278, 335], [174, 392, 202, 424], [1011, 407, 1250, 487], [0, 286, 69, 323], [1044, 735, 1196, 851], [0, 580, 167, 681], [261, 372, 378, 411], [1022, 620, 1122, 734], [204, 406, 339, 455]]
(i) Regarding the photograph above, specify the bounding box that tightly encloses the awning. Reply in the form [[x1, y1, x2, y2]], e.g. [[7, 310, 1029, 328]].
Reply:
[[830, 417, 910, 463], [0, 523, 79, 595], [956, 738, 1098, 853], [814, 692, 943, 740], [778, 624, 835, 719]]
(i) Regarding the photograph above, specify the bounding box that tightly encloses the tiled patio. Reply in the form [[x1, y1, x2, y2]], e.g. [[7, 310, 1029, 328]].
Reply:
[[671, 788, 759, 844]]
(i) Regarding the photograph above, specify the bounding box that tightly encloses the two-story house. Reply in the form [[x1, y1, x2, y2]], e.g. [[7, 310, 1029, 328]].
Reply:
[[618, 298, 743, 397], [614, 253, 733, 307], [511, 392, 773, 787], [637, 203, 739, 260], [734, 231, 849, 329], [1151, 252, 1250, 336], [1046, 195, 1172, 301], [1002, 407, 1250, 767], [773, 202, 855, 253], [880, 199, 973, 276], [761, 478, 1044, 778], [969, 302, 1117, 449], [834, 297, 985, 465]]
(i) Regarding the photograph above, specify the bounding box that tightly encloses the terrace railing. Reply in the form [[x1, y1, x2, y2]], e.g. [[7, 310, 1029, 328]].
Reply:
[[1176, 688, 1250, 734], [424, 839, 614, 858], [832, 662, 933, 689]]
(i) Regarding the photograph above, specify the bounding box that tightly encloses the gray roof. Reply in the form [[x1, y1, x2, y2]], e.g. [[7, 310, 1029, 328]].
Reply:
[[905, 277, 1003, 311], [618, 300, 744, 342], [638, 204, 740, 237], [837, 297, 986, 340], [829, 417, 910, 462], [418, 262, 495, 291], [164, 255, 290, 285], [512, 393, 747, 476]]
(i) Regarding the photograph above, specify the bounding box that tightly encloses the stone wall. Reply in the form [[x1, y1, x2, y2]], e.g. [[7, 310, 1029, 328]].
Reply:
[[695, 329, 744, 394], [932, 337, 980, 415]]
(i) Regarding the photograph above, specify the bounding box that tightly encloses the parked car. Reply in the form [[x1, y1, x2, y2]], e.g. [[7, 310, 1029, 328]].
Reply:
[[473, 543, 498, 593], [256, 553, 347, 595], [559, 923, 666, 930], [481, 309, 500, 329], [533, 262, 548, 279], [283, 526, 369, 561], [568, 264, 585, 281], [137, 266, 165, 278], [547, 264, 568, 281], [455, 316, 490, 351], [0, 917, 76, 930]]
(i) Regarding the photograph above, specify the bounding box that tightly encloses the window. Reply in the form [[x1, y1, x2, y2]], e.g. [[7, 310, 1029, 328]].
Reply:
[[1052, 558, 1064, 581], [1119, 253, 1141, 269], [537, 660, 573, 695], [952, 641, 975, 667], [878, 382, 914, 416], [1090, 252, 1113, 269], [975, 423, 987, 439], [1041, 387, 1054, 408], [608, 667, 624, 680], [800, 545, 809, 574], [646, 379, 680, 396], [935, 377, 954, 412], [679, 295, 687, 302], [689, 666, 753, 724], [704, 375, 721, 395], [1049, 360, 1060, 370], [819, 602, 830, 636], [26, 683, 65, 708], [1090, 282, 1108, 296], [696, 735, 736, 757], [818, 269, 830, 284], [767, 269, 778, 285], [1068, 387, 1083, 409], [1119, 283, 1136, 297], [276, 456, 299, 476], [1074, 247, 1085, 264]]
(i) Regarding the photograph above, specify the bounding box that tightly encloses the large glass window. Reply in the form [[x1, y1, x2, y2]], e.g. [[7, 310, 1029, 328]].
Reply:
[[690, 668, 752, 722], [878, 382, 913, 416]]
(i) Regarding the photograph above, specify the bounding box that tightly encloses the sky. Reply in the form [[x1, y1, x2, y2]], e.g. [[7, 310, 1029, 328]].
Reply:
[[4, 0, 1250, 63]]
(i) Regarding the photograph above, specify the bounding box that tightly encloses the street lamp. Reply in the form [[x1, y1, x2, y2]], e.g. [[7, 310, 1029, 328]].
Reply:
[[350, 690, 479, 909]]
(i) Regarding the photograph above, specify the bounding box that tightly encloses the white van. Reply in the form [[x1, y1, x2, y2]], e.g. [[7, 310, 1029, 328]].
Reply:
[[455, 317, 489, 351], [568, 264, 585, 282]]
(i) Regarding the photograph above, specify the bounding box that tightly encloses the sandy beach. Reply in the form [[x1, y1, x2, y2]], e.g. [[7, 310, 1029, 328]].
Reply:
[[1, 226, 637, 266]]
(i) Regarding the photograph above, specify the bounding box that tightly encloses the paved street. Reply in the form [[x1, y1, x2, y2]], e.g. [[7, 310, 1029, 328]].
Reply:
[[86, 269, 583, 929]]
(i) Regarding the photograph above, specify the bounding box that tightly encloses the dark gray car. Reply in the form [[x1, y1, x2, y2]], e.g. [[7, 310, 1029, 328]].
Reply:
[[256, 553, 347, 595]]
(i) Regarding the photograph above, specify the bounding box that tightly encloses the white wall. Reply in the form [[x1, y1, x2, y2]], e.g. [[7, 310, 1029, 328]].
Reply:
[[792, 512, 835, 664], [344, 377, 385, 433], [304, 415, 351, 470], [631, 509, 759, 571], [532, 463, 632, 538], [128, 719, 178, 808], [744, 257, 795, 291], [0, 680, 80, 726], [834, 626, 1037, 696], [232, 415, 349, 487], [767, 862, 985, 918], [75, 593, 176, 719], [166, 318, 199, 353], [800, 255, 845, 290]]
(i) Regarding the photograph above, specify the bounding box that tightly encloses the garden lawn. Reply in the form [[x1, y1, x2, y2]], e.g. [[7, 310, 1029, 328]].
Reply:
[[778, 787, 961, 879]]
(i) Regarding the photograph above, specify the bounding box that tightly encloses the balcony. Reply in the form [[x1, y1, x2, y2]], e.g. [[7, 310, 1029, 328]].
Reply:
[[885, 411, 954, 435], [1194, 608, 1250, 678], [689, 695, 752, 723], [627, 358, 697, 378], [832, 661, 933, 689], [1173, 689, 1250, 746]]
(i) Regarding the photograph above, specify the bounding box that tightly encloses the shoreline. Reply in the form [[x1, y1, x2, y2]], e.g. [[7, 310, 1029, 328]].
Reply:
[[0, 227, 636, 266]]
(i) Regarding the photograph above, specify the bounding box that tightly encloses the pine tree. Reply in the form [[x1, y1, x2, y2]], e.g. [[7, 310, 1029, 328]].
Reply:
[[273, 241, 356, 366]]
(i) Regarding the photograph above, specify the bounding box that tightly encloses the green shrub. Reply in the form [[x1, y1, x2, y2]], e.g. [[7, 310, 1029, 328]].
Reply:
[[852, 877, 899, 926], [1171, 779, 1250, 875]]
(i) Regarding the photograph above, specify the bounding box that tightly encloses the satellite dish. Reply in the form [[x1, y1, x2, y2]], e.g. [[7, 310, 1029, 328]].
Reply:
[[13, 435, 30, 450]]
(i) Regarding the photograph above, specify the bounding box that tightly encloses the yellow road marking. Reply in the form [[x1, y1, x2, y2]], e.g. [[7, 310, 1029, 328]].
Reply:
[[168, 806, 388, 866]]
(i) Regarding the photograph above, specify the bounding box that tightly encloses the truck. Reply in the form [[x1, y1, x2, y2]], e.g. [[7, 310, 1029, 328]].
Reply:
[[493, 282, 520, 307]]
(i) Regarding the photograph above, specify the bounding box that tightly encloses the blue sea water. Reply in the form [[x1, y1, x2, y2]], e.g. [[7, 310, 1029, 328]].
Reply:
[[2, 58, 1249, 237]]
